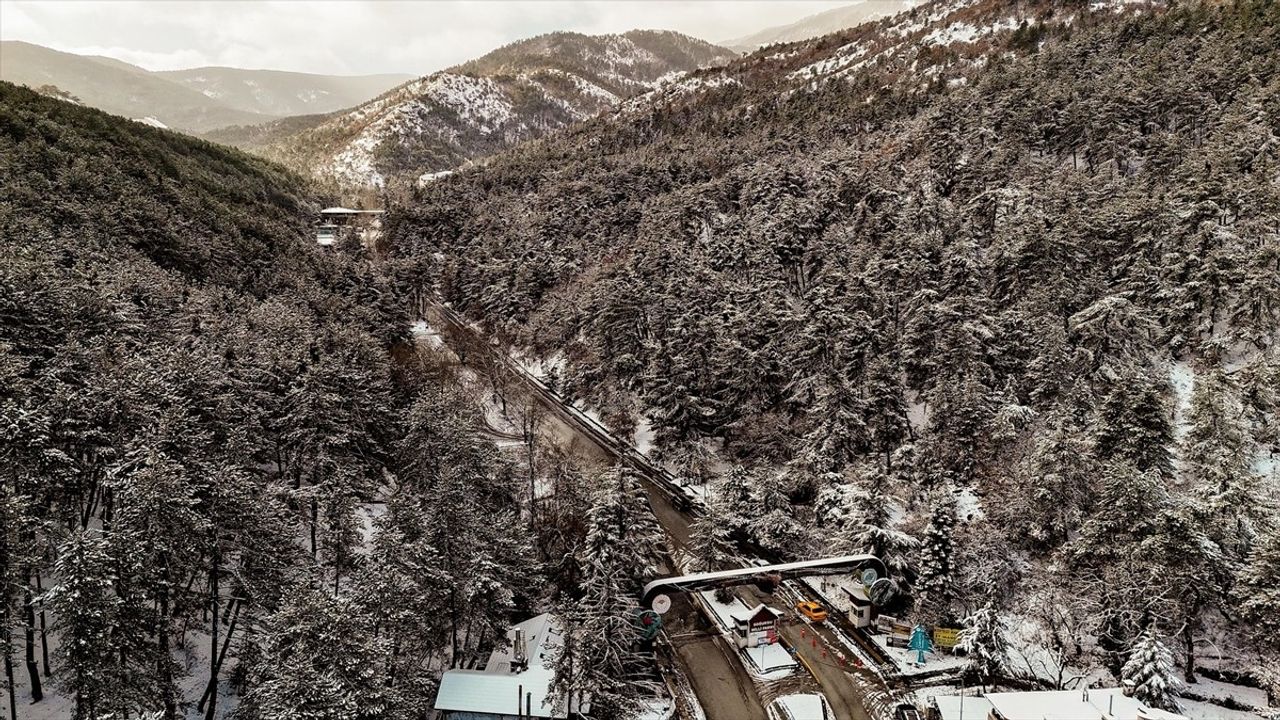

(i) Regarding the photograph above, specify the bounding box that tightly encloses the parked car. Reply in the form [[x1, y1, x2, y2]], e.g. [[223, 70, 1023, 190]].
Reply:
[[767, 693, 833, 720], [795, 600, 829, 623], [893, 703, 922, 720]]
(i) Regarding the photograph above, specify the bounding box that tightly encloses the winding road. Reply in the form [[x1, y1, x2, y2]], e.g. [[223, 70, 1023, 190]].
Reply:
[[421, 301, 894, 720]]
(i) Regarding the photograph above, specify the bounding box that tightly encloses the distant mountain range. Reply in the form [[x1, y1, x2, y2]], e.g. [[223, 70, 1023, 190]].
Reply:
[[0, 41, 411, 132], [723, 1, 916, 51], [225, 30, 736, 187]]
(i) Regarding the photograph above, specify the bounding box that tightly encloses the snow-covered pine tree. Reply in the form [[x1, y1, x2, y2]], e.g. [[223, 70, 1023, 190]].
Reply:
[[1122, 629, 1182, 712], [916, 488, 957, 620], [687, 497, 734, 574], [715, 466, 756, 543], [1235, 529, 1280, 638], [1094, 374, 1174, 478], [46, 531, 127, 720], [836, 465, 917, 590], [959, 601, 1009, 687], [579, 465, 661, 592], [1181, 368, 1262, 558], [551, 467, 661, 720], [1005, 413, 1096, 550]]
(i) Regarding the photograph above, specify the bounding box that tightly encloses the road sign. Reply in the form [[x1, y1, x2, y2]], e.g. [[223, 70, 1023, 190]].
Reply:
[[933, 627, 962, 650]]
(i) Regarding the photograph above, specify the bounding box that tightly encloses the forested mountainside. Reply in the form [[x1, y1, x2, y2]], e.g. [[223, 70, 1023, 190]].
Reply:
[[247, 30, 737, 188], [156, 66, 414, 117], [0, 82, 540, 718], [387, 0, 1280, 689], [0, 41, 269, 132], [722, 0, 914, 51], [0, 42, 408, 133]]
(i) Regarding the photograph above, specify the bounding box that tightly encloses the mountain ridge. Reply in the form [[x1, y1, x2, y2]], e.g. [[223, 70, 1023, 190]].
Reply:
[[233, 29, 736, 187], [0, 40, 410, 132]]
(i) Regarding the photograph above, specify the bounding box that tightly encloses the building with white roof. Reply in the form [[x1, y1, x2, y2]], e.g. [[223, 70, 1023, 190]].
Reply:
[[434, 613, 589, 720], [928, 688, 1188, 720], [929, 693, 994, 720], [315, 206, 384, 247]]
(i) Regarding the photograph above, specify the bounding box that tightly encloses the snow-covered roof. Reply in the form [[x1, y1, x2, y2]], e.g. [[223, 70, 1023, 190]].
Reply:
[[985, 688, 1187, 720], [768, 693, 831, 720], [435, 613, 589, 719], [729, 603, 784, 624], [931, 694, 994, 720], [436, 667, 568, 718], [485, 612, 562, 673]]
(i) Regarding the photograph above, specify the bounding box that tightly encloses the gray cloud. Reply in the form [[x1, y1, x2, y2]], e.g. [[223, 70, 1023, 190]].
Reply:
[[0, 1, 852, 76]]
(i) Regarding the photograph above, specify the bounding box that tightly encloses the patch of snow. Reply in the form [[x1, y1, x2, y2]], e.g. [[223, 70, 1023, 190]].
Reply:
[[1169, 360, 1195, 441], [417, 169, 454, 187], [954, 486, 983, 522], [133, 116, 168, 129]]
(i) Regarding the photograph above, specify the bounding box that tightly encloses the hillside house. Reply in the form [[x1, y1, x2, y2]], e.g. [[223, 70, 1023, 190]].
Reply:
[[315, 206, 383, 247], [434, 613, 589, 720]]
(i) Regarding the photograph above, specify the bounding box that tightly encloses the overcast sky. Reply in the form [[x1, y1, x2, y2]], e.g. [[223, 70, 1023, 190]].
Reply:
[[0, 1, 853, 77]]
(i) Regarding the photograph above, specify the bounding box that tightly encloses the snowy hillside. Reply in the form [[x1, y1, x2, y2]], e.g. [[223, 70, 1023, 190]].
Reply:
[[637, 0, 1157, 108], [389, 0, 1280, 712], [255, 30, 735, 187]]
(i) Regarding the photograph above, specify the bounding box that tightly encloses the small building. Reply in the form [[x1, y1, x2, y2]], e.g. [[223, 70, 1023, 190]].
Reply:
[[434, 613, 589, 720], [841, 583, 874, 628], [316, 206, 384, 246], [928, 688, 1188, 720], [729, 603, 784, 648]]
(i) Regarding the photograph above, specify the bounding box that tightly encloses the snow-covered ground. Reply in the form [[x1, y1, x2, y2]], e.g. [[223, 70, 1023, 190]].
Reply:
[[869, 632, 966, 677]]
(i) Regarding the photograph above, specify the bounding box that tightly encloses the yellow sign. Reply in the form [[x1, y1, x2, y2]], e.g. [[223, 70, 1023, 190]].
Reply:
[[933, 627, 962, 650]]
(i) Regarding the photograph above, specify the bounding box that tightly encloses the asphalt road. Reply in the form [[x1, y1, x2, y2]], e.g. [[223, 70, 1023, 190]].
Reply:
[[423, 305, 768, 720]]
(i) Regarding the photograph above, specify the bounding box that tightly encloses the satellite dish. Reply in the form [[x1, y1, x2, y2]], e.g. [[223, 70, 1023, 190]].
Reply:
[[651, 593, 672, 615], [868, 577, 897, 606], [860, 568, 879, 587]]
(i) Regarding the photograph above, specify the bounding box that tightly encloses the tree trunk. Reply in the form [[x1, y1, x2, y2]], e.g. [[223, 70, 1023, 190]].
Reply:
[[310, 496, 318, 559], [35, 572, 50, 676], [198, 600, 240, 714], [4, 646, 16, 720], [205, 540, 220, 720], [23, 569, 42, 702], [157, 557, 176, 719], [1182, 622, 1197, 685]]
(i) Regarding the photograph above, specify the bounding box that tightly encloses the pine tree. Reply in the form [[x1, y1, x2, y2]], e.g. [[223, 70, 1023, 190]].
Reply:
[[687, 497, 734, 573], [1181, 368, 1261, 558], [1006, 414, 1097, 549], [46, 531, 127, 720], [1122, 629, 1182, 713], [836, 466, 917, 589], [551, 468, 660, 720], [916, 489, 956, 619], [959, 602, 1009, 687], [715, 466, 756, 543], [1235, 529, 1280, 639], [579, 466, 660, 592], [1095, 374, 1174, 478]]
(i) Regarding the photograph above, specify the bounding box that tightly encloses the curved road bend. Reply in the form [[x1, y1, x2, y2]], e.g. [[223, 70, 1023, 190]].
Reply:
[[422, 305, 767, 720]]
